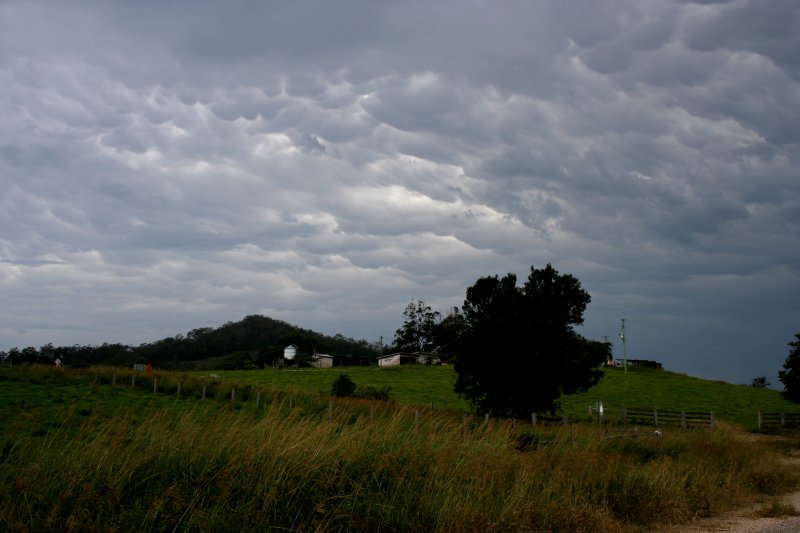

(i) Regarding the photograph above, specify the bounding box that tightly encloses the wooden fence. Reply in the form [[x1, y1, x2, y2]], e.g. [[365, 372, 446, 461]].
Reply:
[[588, 405, 715, 428], [757, 411, 800, 431]]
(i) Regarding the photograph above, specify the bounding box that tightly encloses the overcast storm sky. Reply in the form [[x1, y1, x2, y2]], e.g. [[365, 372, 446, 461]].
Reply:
[[1, 0, 798, 385]]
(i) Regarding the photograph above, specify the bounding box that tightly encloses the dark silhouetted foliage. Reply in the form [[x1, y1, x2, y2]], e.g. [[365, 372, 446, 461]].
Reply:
[[779, 333, 800, 402], [454, 264, 610, 418], [1, 315, 380, 370], [331, 373, 357, 397]]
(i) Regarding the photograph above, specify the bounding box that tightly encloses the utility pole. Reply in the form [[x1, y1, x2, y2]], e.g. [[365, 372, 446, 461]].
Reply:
[[619, 318, 628, 373]]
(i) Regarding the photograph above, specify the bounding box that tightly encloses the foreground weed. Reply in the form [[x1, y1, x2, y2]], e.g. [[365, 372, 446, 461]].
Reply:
[[756, 500, 800, 518]]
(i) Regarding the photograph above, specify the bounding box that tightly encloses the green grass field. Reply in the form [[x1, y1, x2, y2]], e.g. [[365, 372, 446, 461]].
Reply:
[[186, 364, 800, 430], [201, 364, 469, 411], [2, 364, 800, 531], [560, 366, 800, 429]]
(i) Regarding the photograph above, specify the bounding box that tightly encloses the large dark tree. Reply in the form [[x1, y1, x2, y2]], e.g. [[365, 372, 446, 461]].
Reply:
[[454, 264, 610, 418], [778, 333, 800, 402]]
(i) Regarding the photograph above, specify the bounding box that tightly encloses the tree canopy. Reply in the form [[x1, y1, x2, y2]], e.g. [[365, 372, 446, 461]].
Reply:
[[392, 299, 441, 353], [454, 264, 609, 418], [778, 333, 800, 402]]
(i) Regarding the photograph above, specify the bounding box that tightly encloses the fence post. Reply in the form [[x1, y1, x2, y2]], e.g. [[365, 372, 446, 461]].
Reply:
[[177, 382, 181, 399], [622, 407, 628, 425], [588, 405, 593, 420], [202, 385, 206, 400], [289, 395, 294, 410], [681, 411, 687, 429], [256, 391, 260, 407], [131, 373, 135, 388], [328, 400, 333, 422], [231, 388, 235, 404], [710, 411, 715, 428], [757, 410, 763, 431], [653, 409, 658, 426], [485, 413, 490, 424], [153, 378, 157, 395], [112, 370, 116, 386], [781, 413, 786, 427], [532, 413, 537, 426], [415, 409, 420, 431]]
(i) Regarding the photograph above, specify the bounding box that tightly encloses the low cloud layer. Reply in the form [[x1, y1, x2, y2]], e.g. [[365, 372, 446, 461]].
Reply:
[[1, 0, 798, 384]]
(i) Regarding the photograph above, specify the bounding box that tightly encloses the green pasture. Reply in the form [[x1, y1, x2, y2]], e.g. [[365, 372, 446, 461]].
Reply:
[[560, 366, 799, 429], [194, 364, 470, 411], [3, 363, 800, 430], [195, 364, 800, 429]]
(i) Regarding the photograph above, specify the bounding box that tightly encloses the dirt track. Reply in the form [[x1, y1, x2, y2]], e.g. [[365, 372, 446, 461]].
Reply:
[[663, 490, 800, 533], [664, 438, 800, 533]]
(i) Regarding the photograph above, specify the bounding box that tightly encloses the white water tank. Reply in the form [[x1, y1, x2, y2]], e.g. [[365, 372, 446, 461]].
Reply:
[[284, 344, 297, 360]]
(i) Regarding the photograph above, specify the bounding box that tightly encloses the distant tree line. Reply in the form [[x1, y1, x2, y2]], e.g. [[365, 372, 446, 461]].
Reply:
[[390, 299, 464, 360], [0, 315, 380, 370]]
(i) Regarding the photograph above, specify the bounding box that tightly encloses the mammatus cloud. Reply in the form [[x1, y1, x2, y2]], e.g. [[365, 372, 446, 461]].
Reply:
[[0, 0, 798, 385]]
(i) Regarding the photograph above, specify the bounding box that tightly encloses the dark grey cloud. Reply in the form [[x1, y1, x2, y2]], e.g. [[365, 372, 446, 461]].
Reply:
[[0, 0, 798, 386]]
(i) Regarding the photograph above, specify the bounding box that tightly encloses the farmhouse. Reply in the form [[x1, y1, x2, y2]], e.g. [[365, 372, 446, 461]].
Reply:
[[378, 352, 442, 367], [309, 352, 372, 368], [309, 353, 334, 369], [606, 357, 663, 370]]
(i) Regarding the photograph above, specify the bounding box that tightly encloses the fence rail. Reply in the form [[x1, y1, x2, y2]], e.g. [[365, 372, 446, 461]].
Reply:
[[588, 405, 715, 428], [757, 411, 800, 431]]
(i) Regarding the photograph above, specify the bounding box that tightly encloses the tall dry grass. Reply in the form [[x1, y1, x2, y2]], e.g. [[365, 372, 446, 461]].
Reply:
[[1, 392, 797, 532]]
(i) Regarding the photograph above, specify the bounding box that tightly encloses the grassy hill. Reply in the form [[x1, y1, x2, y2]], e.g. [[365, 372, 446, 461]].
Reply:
[[559, 366, 798, 429], [192, 363, 800, 430], [3, 361, 798, 430]]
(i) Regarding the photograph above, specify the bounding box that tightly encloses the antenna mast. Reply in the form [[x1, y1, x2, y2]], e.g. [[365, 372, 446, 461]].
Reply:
[[620, 318, 627, 373]]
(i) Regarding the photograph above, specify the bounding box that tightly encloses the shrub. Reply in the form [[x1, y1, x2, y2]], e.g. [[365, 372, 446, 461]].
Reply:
[[331, 373, 356, 397]]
